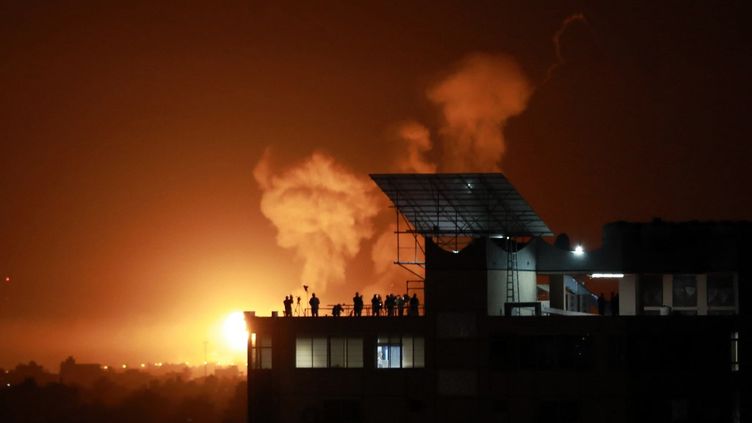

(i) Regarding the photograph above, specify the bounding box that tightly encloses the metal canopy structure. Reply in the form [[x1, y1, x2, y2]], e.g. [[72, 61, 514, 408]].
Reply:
[[370, 173, 553, 238]]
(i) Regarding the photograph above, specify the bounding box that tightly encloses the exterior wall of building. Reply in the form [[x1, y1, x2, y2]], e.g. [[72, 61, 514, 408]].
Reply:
[[619, 274, 637, 315], [247, 313, 744, 423], [247, 220, 750, 422], [246, 315, 433, 423], [488, 270, 537, 316]]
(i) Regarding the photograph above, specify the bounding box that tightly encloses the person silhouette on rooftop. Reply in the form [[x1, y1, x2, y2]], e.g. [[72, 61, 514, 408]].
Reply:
[[309, 293, 320, 317], [408, 293, 419, 316], [283, 296, 293, 317], [353, 292, 364, 317]]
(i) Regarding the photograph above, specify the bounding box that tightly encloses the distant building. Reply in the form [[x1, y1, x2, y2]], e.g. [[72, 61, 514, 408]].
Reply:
[[4, 361, 57, 386], [246, 173, 747, 423], [214, 365, 240, 380], [59, 356, 104, 387]]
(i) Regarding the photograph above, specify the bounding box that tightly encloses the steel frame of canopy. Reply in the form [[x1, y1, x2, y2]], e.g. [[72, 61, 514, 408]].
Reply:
[[370, 173, 553, 280]]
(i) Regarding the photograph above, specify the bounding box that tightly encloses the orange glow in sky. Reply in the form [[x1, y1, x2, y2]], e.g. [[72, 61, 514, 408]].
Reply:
[[1, 2, 750, 370], [222, 312, 249, 352]]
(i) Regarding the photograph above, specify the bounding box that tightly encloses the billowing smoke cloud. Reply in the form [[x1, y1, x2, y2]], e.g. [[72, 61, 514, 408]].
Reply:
[[545, 13, 588, 82], [427, 53, 532, 172], [254, 150, 380, 293], [394, 121, 437, 173], [362, 53, 534, 295], [255, 52, 542, 300], [254, 18, 590, 302]]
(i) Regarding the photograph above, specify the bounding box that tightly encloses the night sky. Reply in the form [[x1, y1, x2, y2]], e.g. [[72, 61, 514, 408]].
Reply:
[[1, 1, 750, 368]]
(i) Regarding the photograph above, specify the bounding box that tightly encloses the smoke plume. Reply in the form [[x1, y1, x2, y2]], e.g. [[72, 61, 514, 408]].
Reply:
[[253, 150, 380, 293], [255, 52, 539, 299], [428, 53, 532, 172], [545, 12, 588, 82], [393, 121, 437, 173]]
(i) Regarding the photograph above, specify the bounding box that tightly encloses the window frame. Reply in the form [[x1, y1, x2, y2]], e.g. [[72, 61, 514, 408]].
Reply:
[[295, 336, 364, 369], [376, 334, 425, 369], [250, 334, 273, 369]]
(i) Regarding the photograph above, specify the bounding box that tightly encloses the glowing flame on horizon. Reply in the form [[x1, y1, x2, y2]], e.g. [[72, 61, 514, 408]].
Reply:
[[222, 311, 249, 352]]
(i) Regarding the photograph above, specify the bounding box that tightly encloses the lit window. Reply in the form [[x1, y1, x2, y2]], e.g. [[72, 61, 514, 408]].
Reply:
[[251, 335, 272, 369], [377, 335, 424, 368], [329, 338, 363, 368], [402, 336, 425, 368], [296, 337, 363, 368], [296, 337, 327, 368]]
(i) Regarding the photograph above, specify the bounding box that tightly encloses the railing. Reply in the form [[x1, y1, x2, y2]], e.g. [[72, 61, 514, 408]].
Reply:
[[285, 304, 425, 317]]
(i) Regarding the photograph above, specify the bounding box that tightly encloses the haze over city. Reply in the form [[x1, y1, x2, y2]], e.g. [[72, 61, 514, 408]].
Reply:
[[1, 0, 750, 372]]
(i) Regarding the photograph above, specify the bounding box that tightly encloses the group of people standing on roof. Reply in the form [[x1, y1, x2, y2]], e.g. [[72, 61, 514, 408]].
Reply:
[[282, 291, 421, 317], [282, 293, 321, 317], [356, 292, 419, 317]]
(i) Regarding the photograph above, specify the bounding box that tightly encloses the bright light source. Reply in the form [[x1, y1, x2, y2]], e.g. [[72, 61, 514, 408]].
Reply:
[[573, 245, 584, 256], [4, 276, 10, 283], [140, 363, 146, 368], [451, 250, 459, 254], [223, 311, 249, 352], [591, 273, 624, 278], [102, 365, 108, 370], [121, 364, 127, 369]]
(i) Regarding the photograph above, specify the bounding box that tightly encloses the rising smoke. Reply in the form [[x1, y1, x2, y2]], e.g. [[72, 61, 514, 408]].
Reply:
[[428, 53, 532, 172], [255, 19, 584, 298], [253, 150, 380, 293], [393, 121, 437, 173], [545, 13, 588, 82]]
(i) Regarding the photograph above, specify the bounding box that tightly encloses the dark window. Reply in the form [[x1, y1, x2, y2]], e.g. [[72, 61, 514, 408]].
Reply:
[[640, 274, 663, 307], [707, 273, 735, 307], [251, 335, 272, 369], [672, 275, 697, 307]]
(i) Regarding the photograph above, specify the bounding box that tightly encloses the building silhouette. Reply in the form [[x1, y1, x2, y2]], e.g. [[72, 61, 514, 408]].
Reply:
[[59, 356, 104, 387], [245, 173, 747, 423]]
